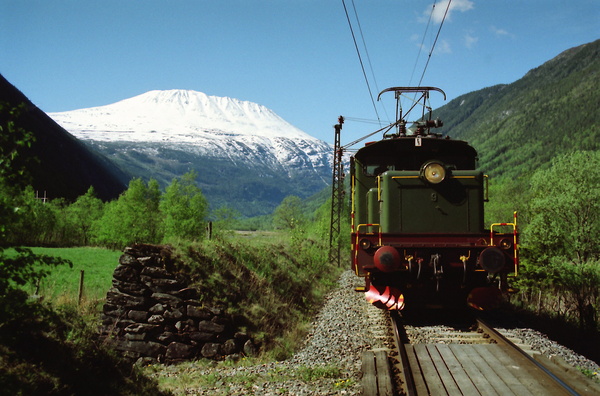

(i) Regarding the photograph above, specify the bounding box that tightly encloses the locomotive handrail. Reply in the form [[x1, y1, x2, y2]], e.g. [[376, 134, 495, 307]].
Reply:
[[355, 223, 382, 245], [354, 223, 382, 275], [351, 174, 355, 232]]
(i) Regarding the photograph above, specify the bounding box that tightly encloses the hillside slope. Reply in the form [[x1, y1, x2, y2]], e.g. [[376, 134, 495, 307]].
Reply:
[[431, 39, 600, 179], [0, 74, 129, 201]]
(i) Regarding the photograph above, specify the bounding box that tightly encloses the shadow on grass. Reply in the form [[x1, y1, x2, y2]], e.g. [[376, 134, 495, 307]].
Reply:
[[0, 301, 172, 396]]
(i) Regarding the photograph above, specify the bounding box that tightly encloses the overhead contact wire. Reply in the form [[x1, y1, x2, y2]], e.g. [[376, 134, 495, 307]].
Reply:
[[417, 0, 452, 88], [350, 0, 388, 125], [342, 0, 380, 124], [408, 1, 435, 88]]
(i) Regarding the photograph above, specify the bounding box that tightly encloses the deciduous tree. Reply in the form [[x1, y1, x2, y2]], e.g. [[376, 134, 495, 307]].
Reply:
[[523, 151, 600, 329], [273, 195, 304, 231], [94, 178, 162, 248], [67, 186, 104, 245], [525, 151, 600, 264], [160, 170, 208, 241]]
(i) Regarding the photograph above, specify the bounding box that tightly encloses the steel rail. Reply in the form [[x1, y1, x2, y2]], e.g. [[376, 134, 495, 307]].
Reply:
[[390, 311, 417, 396], [477, 318, 581, 396]]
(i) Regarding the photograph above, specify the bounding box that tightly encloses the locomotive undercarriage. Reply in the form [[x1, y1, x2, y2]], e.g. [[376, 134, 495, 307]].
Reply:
[[369, 268, 490, 311], [353, 233, 516, 310]]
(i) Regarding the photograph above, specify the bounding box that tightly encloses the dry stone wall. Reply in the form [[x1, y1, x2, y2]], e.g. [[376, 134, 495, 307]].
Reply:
[[99, 244, 256, 364]]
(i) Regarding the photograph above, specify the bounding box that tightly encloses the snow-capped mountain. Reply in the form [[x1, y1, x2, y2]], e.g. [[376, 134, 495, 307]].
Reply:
[[48, 90, 334, 217], [50, 90, 312, 141]]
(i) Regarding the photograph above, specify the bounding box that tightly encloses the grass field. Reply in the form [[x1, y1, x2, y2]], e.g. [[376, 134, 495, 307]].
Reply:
[[5, 247, 122, 301], [0, 235, 349, 394]]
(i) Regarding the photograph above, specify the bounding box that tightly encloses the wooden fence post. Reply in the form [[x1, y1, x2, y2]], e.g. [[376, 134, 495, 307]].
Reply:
[[78, 270, 84, 305], [207, 221, 213, 240]]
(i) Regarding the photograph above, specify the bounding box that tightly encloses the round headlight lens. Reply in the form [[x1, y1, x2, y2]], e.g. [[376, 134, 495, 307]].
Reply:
[[423, 162, 446, 184]]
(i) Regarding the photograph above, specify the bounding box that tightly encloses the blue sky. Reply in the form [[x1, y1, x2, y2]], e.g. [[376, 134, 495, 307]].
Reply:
[[1, 0, 598, 145]]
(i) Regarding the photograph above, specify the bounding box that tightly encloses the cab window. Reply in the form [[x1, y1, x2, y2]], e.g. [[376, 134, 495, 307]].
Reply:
[[364, 164, 394, 176]]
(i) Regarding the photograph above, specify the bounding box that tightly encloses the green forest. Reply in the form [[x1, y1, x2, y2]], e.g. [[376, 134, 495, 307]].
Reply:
[[6, 173, 211, 249]]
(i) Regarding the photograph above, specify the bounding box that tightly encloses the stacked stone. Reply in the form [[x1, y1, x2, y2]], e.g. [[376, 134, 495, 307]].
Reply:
[[99, 244, 256, 364]]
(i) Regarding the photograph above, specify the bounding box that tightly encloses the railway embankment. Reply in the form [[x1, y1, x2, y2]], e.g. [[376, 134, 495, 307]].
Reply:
[[142, 270, 388, 395], [143, 268, 600, 395], [99, 241, 600, 394]]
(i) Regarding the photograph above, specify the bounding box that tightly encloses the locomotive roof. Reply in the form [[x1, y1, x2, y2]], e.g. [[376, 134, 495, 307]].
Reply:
[[355, 136, 477, 160], [354, 136, 479, 171]]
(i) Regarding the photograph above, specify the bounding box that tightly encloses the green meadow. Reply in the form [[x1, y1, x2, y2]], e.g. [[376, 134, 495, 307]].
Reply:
[[5, 247, 121, 301]]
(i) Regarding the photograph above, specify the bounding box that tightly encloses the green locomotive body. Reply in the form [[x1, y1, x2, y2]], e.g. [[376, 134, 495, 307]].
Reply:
[[350, 87, 518, 310]]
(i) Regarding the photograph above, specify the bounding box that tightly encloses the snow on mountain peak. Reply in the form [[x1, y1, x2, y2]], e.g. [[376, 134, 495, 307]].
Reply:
[[48, 89, 316, 143], [47, 90, 333, 182]]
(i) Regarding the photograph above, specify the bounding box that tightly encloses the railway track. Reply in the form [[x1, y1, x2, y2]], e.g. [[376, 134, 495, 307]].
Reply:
[[362, 311, 600, 396]]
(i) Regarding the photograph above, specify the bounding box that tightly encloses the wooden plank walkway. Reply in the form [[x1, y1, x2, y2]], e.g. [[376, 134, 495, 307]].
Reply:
[[405, 344, 573, 396], [362, 349, 394, 396]]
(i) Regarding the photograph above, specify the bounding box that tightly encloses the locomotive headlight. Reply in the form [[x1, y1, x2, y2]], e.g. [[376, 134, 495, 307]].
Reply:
[[421, 162, 446, 184], [359, 238, 372, 250]]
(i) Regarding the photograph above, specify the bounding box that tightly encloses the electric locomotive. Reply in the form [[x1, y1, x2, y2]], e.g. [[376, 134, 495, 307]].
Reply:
[[350, 87, 518, 311]]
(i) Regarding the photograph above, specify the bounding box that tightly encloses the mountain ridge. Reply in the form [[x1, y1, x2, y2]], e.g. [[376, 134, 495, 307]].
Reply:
[[0, 73, 129, 202], [49, 89, 313, 141]]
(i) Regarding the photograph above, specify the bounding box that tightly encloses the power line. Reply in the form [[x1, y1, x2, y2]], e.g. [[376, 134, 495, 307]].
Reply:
[[340, 2, 452, 142], [341, 0, 380, 123], [408, 1, 435, 88], [350, 0, 388, 124], [343, 116, 389, 125], [417, 0, 452, 88]]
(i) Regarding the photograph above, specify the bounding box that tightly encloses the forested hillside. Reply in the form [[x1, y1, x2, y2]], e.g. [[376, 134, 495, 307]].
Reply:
[[0, 75, 130, 201], [432, 38, 600, 180]]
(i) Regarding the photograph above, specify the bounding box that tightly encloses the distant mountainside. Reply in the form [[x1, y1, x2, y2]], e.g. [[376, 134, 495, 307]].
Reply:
[[48, 90, 333, 217], [431, 38, 600, 179], [0, 74, 129, 201]]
